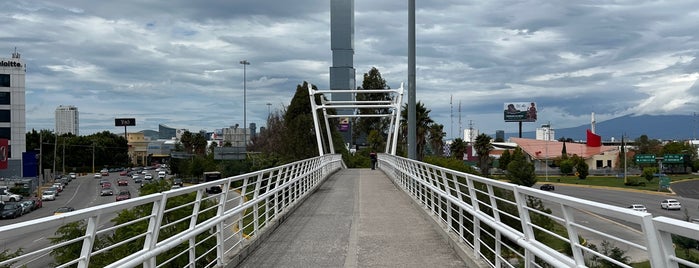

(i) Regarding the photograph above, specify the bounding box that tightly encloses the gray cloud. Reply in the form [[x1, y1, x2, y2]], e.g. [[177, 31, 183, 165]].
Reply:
[[3, 0, 698, 138]]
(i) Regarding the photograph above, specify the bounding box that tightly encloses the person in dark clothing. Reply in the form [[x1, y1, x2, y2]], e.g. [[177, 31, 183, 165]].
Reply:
[[369, 152, 377, 170]]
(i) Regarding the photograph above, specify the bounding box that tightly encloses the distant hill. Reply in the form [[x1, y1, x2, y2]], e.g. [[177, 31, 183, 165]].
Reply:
[[505, 114, 696, 141]]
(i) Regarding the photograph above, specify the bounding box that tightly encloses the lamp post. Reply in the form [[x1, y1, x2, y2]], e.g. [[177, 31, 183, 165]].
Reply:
[[266, 102, 272, 118], [240, 60, 250, 149]]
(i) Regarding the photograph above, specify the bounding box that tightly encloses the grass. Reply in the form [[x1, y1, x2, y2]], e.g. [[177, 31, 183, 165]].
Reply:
[[540, 174, 698, 192]]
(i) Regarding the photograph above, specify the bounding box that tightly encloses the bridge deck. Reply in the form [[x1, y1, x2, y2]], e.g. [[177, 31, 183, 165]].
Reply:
[[235, 168, 466, 267]]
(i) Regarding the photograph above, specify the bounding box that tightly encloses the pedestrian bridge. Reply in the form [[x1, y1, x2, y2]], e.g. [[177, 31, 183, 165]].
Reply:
[[0, 154, 697, 267]]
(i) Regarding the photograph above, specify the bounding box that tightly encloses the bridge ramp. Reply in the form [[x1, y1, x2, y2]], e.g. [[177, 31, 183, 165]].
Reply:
[[235, 168, 466, 267]]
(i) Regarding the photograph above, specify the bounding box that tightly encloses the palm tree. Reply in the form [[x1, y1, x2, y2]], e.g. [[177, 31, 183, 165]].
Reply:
[[450, 138, 467, 160], [400, 101, 434, 160], [428, 124, 445, 156]]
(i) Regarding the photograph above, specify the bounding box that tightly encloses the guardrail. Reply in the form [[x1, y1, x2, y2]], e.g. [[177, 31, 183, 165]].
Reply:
[[378, 154, 699, 268], [0, 154, 343, 268]]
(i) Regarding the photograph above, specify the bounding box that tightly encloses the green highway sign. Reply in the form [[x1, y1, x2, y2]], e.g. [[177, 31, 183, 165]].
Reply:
[[635, 154, 656, 164], [663, 154, 685, 164]]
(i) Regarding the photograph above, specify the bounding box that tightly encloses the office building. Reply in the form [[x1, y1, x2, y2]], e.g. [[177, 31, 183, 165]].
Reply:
[[536, 124, 555, 141], [0, 51, 26, 177], [55, 105, 79, 135]]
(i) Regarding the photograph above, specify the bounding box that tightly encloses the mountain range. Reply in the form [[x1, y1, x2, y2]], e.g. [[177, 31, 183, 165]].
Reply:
[[504, 114, 697, 141]]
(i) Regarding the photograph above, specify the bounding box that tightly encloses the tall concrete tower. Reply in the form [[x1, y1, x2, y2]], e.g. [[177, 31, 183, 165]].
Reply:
[[330, 0, 355, 143]]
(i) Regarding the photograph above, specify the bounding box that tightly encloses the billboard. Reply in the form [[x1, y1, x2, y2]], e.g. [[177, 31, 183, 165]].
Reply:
[[504, 102, 537, 122], [115, 118, 136, 126]]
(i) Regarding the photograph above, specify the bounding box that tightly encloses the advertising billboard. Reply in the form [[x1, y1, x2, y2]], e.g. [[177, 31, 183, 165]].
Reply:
[[504, 102, 537, 122], [115, 118, 136, 126], [339, 117, 350, 132]]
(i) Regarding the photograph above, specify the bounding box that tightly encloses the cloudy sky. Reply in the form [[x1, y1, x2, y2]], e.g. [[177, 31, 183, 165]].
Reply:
[[3, 0, 699, 139]]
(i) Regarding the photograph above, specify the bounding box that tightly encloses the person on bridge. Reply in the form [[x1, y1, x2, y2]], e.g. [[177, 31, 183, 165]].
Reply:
[[369, 152, 377, 170]]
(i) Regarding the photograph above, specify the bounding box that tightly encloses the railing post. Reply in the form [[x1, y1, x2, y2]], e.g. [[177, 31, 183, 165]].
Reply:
[[77, 215, 100, 268]]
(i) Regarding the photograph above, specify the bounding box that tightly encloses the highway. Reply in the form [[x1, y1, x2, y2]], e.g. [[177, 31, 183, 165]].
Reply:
[[0, 172, 143, 267]]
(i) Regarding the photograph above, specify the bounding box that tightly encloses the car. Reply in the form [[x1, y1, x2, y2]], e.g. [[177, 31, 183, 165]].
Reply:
[[132, 175, 142, 183], [53, 206, 75, 215], [19, 200, 33, 214], [661, 199, 681, 210], [52, 183, 64, 192], [158, 171, 167, 179], [116, 190, 131, 201], [144, 173, 153, 180], [94, 173, 102, 179], [119, 170, 128, 176], [102, 182, 112, 189], [69, 172, 76, 179], [1, 202, 22, 219], [206, 186, 222, 194], [628, 204, 647, 213], [46, 187, 60, 196], [42, 190, 57, 201], [539, 184, 555, 191], [100, 187, 114, 196], [30, 197, 42, 209], [100, 169, 109, 176], [99, 178, 109, 186], [117, 179, 128, 186]]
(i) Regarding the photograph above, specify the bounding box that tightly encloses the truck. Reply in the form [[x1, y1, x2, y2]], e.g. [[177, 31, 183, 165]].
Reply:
[[0, 187, 22, 202]]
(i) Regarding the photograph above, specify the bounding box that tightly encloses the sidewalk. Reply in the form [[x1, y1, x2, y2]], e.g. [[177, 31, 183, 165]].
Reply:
[[235, 168, 467, 267]]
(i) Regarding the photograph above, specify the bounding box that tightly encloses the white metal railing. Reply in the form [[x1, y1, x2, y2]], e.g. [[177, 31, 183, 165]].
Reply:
[[0, 154, 343, 268], [378, 154, 699, 268]]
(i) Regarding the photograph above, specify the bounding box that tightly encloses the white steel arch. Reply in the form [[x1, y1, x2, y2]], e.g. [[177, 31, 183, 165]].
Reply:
[[308, 83, 404, 156]]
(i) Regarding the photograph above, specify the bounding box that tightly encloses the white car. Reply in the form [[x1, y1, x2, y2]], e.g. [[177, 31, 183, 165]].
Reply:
[[660, 199, 681, 210], [42, 190, 56, 201], [627, 204, 647, 213], [94, 173, 102, 179]]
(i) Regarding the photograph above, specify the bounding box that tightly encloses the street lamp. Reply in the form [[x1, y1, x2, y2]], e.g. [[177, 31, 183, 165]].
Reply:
[[266, 102, 272, 118], [240, 60, 250, 149]]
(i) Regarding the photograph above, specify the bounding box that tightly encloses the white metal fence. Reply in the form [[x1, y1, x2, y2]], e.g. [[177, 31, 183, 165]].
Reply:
[[0, 154, 343, 268], [378, 154, 699, 268]]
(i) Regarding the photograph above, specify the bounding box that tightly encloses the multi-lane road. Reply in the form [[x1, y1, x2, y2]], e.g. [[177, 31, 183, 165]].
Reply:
[[0, 172, 146, 266]]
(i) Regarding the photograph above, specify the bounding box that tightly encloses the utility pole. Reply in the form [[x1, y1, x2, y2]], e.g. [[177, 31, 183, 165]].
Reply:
[[39, 132, 42, 185], [92, 143, 95, 174], [52, 133, 57, 181]]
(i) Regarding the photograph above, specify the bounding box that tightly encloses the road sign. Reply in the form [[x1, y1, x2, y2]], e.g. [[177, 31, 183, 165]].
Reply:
[[663, 154, 685, 164], [635, 154, 655, 164]]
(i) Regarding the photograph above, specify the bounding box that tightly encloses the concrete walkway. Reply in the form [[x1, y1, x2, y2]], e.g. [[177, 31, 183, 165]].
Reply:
[[235, 168, 467, 268]]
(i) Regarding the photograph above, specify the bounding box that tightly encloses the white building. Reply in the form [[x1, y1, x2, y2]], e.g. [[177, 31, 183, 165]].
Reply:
[[55, 105, 79, 135], [536, 124, 555, 141], [222, 125, 249, 148], [0, 51, 26, 176], [464, 128, 479, 143]]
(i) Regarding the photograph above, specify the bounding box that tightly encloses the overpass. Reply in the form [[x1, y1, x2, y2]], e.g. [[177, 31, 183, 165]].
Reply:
[[0, 153, 698, 267]]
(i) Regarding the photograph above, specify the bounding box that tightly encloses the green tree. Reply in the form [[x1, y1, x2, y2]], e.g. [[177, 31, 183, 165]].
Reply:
[[474, 133, 493, 175], [367, 129, 384, 152], [0, 248, 22, 268], [499, 149, 511, 170], [400, 101, 434, 160], [450, 138, 467, 160], [634, 135, 662, 155], [642, 167, 658, 182], [354, 67, 391, 144], [559, 159, 574, 175], [428, 124, 445, 156], [180, 131, 194, 153], [281, 82, 325, 161], [571, 155, 589, 179], [506, 147, 537, 186]]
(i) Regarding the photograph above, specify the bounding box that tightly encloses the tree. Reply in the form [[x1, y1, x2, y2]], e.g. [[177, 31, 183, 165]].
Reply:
[[354, 67, 392, 144], [400, 101, 434, 160], [450, 138, 467, 160], [281, 82, 326, 161], [570, 155, 589, 179], [634, 135, 662, 155], [506, 147, 537, 186], [499, 150, 511, 170], [428, 124, 445, 156], [474, 133, 493, 175], [559, 159, 574, 175]]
